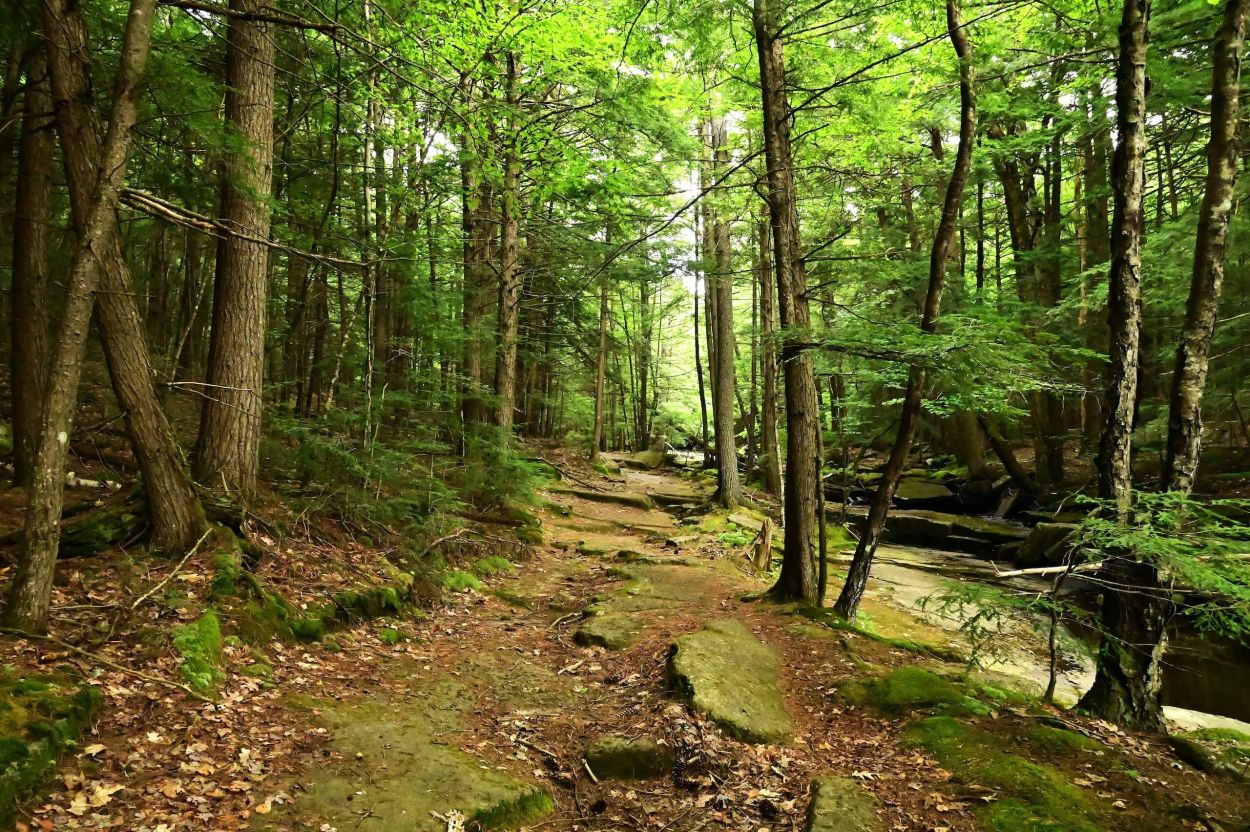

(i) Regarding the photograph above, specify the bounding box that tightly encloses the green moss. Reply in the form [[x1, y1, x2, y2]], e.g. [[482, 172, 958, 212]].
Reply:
[[1024, 725, 1103, 754], [470, 788, 555, 830], [173, 611, 225, 693], [492, 590, 534, 610], [903, 717, 1101, 832], [839, 667, 987, 716], [444, 571, 484, 592], [240, 662, 273, 679], [379, 628, 403, 645], [473, 556, 513, 576], [0, 672, 102, 825]]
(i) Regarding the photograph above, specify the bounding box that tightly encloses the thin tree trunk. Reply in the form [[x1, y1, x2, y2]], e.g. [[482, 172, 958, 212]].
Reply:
[[3, 0, 159, 632], [194, 0, 276, 500], [758, 211, 782, 498], [42, 0, 205, 550], [10, 50, 53, 487], [494, 51, 522, 436], [707, 117, 740, 508], [834, 0, 975, 620], [1163, 0, 1249, 493], [754, 0, 822, 602], [1079, 0, 1167, 732], [591, 275, 609, 460]]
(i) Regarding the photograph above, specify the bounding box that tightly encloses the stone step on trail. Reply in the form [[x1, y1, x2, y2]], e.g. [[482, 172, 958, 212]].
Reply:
[[666, 619, 793, 744], [806, 776, 882, 832]]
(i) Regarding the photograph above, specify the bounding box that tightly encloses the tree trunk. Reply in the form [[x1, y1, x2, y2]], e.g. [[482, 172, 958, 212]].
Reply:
[[834, 0, 975, 620], [194, 0, 276, 500], [757, 212, 782, 498], [705, 117, 741, 508], [1079, 0, 1166, 732], [1162, 0, 1249, 493], [591, 275, 609, 460], [754, 0, 821, 602], [42, 0, 205, 551], [3, 0, 158, 633], [10, 49, 53, 487], [494, 51, 522, 436]]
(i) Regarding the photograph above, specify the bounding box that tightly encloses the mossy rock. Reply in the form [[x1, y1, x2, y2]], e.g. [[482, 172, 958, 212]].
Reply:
[[574, 613, 642, 650], [0, 671, 102, 825], [1168, 731, 1250, 780], [585, 735, 675, 780], [667, 619, 793, 743], [173, 611, 224, 693], [620, 450, 665, 470], [1024, 725, 1103, 754], [593, 460, 623, 476], [837, 667, 983, 716], [806, 776, 881, 832], [903, 716, 1102, 832]]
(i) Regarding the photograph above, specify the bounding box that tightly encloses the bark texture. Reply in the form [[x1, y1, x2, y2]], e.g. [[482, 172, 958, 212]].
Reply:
[[10, 49, 53, 487], [1162, 0, 1249, 493], [194, 0, 277, 500], [1080, 0, 1169, 732], [3, 0, 159, 632], [754, 0, 821, 601]]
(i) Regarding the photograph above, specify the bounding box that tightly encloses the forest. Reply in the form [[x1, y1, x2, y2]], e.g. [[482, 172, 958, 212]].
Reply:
[[1, 0, 1250, 828]]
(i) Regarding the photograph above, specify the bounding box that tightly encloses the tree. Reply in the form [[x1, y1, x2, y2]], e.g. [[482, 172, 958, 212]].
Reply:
[[10, 48, 52, 487], [754, 0, 822, 602], [706, 117, 741, 508], [3, 0, 160, 632], [195, 0, 278, 500], [833, 0, 976, 620], [1078, 0, 1163, 731]]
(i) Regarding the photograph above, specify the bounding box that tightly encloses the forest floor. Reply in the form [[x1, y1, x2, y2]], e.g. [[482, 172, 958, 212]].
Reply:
[[6, 448, 1250, 832]]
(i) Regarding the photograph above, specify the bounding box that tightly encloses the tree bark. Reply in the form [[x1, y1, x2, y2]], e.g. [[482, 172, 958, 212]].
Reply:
[[754, 0, 822, 602], [194, 0, 276, 500], [705, 117, 740, 508], [494, 51, 522, 436], [591, 274, 609, 460], [1162, 0, 1249, 493], [42, 0, 206, 551], [757, 211, 783, 498], [1079, 0, 1167, 732], [3, 0, 159, 633], [834, 0, 975, 621], [10, 49, 53, 487]]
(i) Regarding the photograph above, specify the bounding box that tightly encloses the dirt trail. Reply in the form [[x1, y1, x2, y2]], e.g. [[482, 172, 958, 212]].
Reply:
[[255, 458, 1250, 832]]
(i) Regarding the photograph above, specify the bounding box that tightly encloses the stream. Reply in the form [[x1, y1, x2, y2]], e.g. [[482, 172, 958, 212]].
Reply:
[[857, 539, 1250, 732]]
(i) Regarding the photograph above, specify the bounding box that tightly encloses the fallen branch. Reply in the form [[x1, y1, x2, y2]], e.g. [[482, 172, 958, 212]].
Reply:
[[128, 528, 215, 611], [992, 561, 1102, 579]]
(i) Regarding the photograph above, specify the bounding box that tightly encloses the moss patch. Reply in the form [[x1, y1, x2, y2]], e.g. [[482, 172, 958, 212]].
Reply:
[[0, 671, 102, 825], [836, 667, 992, 717], [903, 716, 1102, 832], [444, 570, 484, 592], [667, 619, 792, 743], [473, 556, 513, 576], [172, 611, 224, 693]]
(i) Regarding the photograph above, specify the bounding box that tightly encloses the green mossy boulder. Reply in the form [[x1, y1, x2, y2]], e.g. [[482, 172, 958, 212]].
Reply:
[[667, 619, 793, 743], [837, 667, 982, 716], [574, 613, 642, 650], [806, 776, 882, 832], [585, 735, 675, 780], [903, 716, 1102, 832], [0, 672, 103, 825], [1168, 730, 1250, 780]]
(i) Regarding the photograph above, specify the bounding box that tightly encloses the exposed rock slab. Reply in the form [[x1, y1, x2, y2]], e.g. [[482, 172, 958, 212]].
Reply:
[[1012, 522, 1078, 567], [806, 776, 882, 832], [575, 613, 642, 650], [585, 734, 675, 779], [667, 619, 792, 743], [553, 486, 654, 510]]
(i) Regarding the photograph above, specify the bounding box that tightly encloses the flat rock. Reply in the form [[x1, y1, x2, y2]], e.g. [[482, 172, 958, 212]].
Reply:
[[806, 776, 882, 832], [667, 619, 792, 743], [555, 487, 654, 510], [575, 613, 642, 650], [585, 734, 675, 780], [894, 478, 953, 502]]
